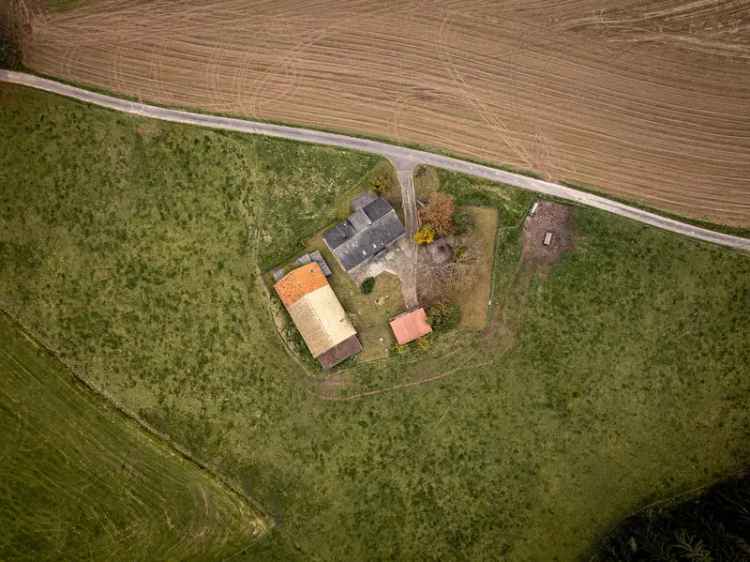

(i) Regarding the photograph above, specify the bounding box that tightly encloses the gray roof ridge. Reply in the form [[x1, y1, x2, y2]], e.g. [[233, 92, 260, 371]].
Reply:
[[336, 208, 398, 252]]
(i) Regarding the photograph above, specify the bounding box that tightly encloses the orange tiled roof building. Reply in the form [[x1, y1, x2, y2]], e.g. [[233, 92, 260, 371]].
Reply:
[[274, 263, 362, 368]]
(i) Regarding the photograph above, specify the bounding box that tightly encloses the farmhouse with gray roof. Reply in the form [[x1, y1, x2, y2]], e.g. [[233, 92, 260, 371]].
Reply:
[[323, 194, 405, 272]]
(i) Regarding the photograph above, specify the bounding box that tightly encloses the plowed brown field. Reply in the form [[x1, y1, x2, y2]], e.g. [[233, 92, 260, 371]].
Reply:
[[18, 0, 750, 226]]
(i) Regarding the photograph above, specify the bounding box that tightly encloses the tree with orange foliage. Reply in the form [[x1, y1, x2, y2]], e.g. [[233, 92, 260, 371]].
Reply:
[[419, 192, 455, 236]]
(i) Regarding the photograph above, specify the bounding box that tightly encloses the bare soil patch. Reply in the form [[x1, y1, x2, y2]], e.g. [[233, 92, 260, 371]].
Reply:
[[19, 0, 750, 226], [521, 201, 574, 269]]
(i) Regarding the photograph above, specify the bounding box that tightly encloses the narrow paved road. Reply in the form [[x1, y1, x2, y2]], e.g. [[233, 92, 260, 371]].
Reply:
[[390, 156, 420, 309], [3, 70, 749, 253]]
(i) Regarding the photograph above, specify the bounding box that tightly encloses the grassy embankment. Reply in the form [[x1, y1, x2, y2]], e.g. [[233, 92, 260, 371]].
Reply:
[[0, 311, 266, 561], [1, 83, 749, 561]]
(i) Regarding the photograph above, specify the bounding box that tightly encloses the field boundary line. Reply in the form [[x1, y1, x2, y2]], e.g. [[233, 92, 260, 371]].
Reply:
[[1, 69, 748, 254], [0, 309, 274, 550]]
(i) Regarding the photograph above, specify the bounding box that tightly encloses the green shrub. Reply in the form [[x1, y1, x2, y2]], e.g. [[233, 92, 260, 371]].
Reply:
[[371, 174, 391, 196], [360, 277, 376, 294], [428, 302, 461, 332], [416, 336, 431, 351], [391, 343, 409, 354]]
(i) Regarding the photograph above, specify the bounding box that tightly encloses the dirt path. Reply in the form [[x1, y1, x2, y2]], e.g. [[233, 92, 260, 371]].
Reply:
[[315, 360, 493, 401], [2, 70, 749, 255]]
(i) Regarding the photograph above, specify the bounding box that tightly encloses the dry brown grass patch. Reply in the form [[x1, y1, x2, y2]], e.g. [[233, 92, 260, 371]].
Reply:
[[457, 206, 498, 330]]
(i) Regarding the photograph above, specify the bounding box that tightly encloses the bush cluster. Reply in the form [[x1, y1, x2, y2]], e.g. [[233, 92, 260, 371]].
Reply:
[[360, 277, 375, 294], [371, 174, 391, 196], [428, 302, 461, 332]]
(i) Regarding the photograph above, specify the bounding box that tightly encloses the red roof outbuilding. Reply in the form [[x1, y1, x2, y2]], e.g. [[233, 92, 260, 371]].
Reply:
[[390, 308, 432, 345]]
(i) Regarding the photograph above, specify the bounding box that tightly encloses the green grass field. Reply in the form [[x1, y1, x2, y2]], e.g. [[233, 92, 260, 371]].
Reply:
[[1, 83, 749, 561], [0, 312, 266, 562]]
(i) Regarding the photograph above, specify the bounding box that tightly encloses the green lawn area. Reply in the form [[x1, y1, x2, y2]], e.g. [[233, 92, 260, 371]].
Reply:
[[1, 83, 749, 562], [0, 312, 266, 562]]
